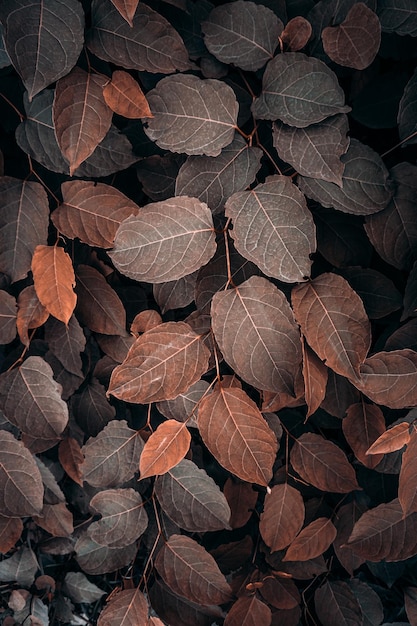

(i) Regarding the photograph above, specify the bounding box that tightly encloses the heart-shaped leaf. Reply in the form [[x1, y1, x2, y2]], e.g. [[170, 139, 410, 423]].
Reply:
[[88, 488, 148, 547], [31, 245, 76, 325]]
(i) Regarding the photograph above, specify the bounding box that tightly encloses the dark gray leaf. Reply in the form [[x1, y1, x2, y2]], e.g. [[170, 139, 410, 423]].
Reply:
[[137, 154, 186, 202], [153, 272, 198, 314], [87, 0, 191, 73], [202, 0, 282, 71], [273, 114, 349, 186], [377, 0, 417, 36], [44, 315, 85, 376], [0, 24, 11, 68], [63, 572, 106, 604], [71, 377, 116, 437], [398, 68, 417, 145], [252, 52, 350, 127], [0, 546, 39, 587], [175, 135, 262, 214], [143, 74, 238, 156], [338, 267, 402, 319], [75, 532, 137, 575], [402, 261, 417, 321], [0, 290, 17, 345], [298, 139, 393, 215]]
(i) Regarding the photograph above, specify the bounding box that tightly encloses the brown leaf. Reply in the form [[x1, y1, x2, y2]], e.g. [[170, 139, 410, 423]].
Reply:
[[71, 377, 116, 436], [75, 265, 127, 336], [399, 431, 417, 515], [291, 433, 360, 493], [366, 421, 411, 455], [153, 273, 198, 315], [259, 483, 305, 552], [75, 532, 137, 575], [283, 517, 337, 562], [212, 276, 302, 395], [333, 502, 366, 576], [108, 321, 210, 403], [155, 534, 232, 606], [130, 309, 163, 333], [302, 340, 328, 418], [320, 370, 360, 418], [281, 16, 312, 51], [139, 420, 191, 479], [223, 478, 258, 529], [355, 349, 417, 409], [0, 290, 17, 344], [96, 333, 135, 363], [322, 4, 381, 70], [0, 515, 23, 553], [157, 379, 210, 429], [198, 385, 278, 486], [0, 356, 68, 440], [16, 285, 49, 347], [292, 273, 371, 380], [31, 245, 76, 324], [58, 437, 84, 486], [53, 67, 113, 175], [88, 488, 148, 547], [315, 580, 363, 626], [0, 430, 44, 517], [224, 595, 272, 626], [154, 459, 231, 532], [149, 579, 219, 626], [103, 70, 153, 118], [109, 197, 216, 283], [82, 420, 143, 488], [343, 401, 385, 469], [44, 314, 85, 377], [98, 588, 148, 626], [259, 576, 300, 610], [347, 498, 417, 561], [33, 503, 74, 537], [109, 0, 139, 26], [52, 180, 139, 248]]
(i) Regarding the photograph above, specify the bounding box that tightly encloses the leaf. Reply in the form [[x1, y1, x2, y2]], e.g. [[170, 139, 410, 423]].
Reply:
[[155, 535, 232, 606], [343, 401, 385, 469], [175, 135, 262, 215], [109, 0, 139, 26], [157, 379, 210, 429], [97, 588, 148, 626], [108, 321, 209, 403], [33, 502, 74, 537], [355, 349, 417, 409], [31, 245, 76, 325], [347, 498, 417, 561], [103, 70, 153, 119], [298, 139, 393, 215], [348, 578, 384, 626], [223, 478, 258, 529], [63, 572, 106, 604], [16, 285, 49, 347], [272, 114, 350, 186], [292, 273, 371, 381], [0, 514, 23, 553], [366, 422, 410, 455], [404, 587, 417, 626], [58, 437, 84, 486], [321, 371, 361, 419], [302, 341, 328, 419], [339, 267, 402, 319], [88, 488, 148, 547], [259, 484, 305, 552], [143, 74, 238, 156], [154, 459, 231, 532], [212, 276, 302, 394], [225, 175, 316, 282], [259, 576, 301, 610], [0, 546, 39, 587], [333, 501, 367, 576], [149, 579, 219, 626], [252, 52, 350, 127], [131, 310, 163, 334], [81, 420, 143, 488], [153, 272, 198, 314], [52, 180, 139, 249], [224, 595, 271, 626], [315, 581, 363, 626], [0, 356, 68, 439], [281, 16, 312, 51], [44, 315, 85, 377], [0, 177, 49, 283], [139, 421, 190, 479], [0, 290, 16, 344], [377, 0, 417, 36], [75, 533, 137, 575], [110, 197, 216, 283], [291, 433, 360, 493], [88, 0, 191, 73], [75, 265, 127, 336], [0, 0, 84, 100], [72, 378, 116, 436], [137, 154, 186, 202], [322, 3, 381, 70], [0, 431, 43, 517], [198, 384, 278, 486], [283, 517, 337, 562], [202, 1, 282, 71], [399, 431, 417, 515], [53, 67, 113, 176]]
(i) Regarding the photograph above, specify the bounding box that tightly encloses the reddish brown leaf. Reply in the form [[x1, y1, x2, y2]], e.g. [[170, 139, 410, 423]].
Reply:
[[333, 501, 366, 576], [0, 290, 16, 344], [103, 70, 153, 118], [224, 595, 272, 626], [347, 498, 417, 561], [343, 401, 385, 469], [0, 515, 23, 553], [315, 580, 363, 626], [291, 433, 360, 493], [302, 340, 328, 418], [259, 483, 305, 552], [366, 421, 411, 455], [58, 437, 84, 486], [53, 67, 113, 175], [52, 180, 139, 248], [223, 478, 258, 529], [399, 431, 417, 515], [212, 276, 302, 395], [155, 534, 232, 606], [283, 517, 337, 562], [139, 420, 191, 479], [281, 16, 312, 51], [33, 503, 74, 537], [108, 321, 210, 404], [31, 245, 76, 324], [198, 385, 278, 486], [292, 273, 371, 380], [109, 0, 139, 26], [88, 488, 148, 547], [259, 576, 300, 610], [16, 285, 49, 347], [75, 265, 127, 336], [97, 588, 148, 626], [75, 533, 137, 575], [130, 309, 163, 334], [322, 4, 381, 70]]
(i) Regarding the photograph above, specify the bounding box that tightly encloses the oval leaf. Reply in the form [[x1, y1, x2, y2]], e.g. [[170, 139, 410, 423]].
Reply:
[[281, 16, 312, 51], [343, 402, 385, 469], [64, 572, 106, 604], [109, 197, 216, 283], [224, 596, 271, 626], [103, 70, 153, 119], [144, 74, 238, 156], [377, 0, 417, 36], [302, 340, 328, 419], [97, 588, 148, 626], [225, 175, 316, 282], [259, 483, 305, 552], [315, 581, 363, 626], [283, 517, 337, 562], [292, 273, 371, 380], [366, 422, 411, 455], [291, 433, 360, 493], [31, 245, 76, 325], [198, 385, 278, 486], [88, 488, 148, 547], [139, 420, 191, 479]]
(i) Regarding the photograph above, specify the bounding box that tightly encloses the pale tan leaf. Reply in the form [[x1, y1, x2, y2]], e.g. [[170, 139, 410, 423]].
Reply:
[[31, 245, 76, 324], [139, 420, 191, 479]]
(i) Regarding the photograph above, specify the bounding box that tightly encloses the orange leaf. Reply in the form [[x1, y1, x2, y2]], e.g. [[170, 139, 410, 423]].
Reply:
[[139, 420, 191, 479], [109, 0, 139, 26], [366, 421, 411, 455], [283, 517, 337, 562], [103, 70, 153, 119], [32, 245, 76, 324]]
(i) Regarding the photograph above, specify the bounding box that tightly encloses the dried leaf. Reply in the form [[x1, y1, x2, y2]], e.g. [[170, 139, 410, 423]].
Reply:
[[88, 488, 148, 547], [103, 70, 152, 119], [283, 517, 337, 562], [58, 437, 84, 486], [16, 285, 49, 347], [302, 341, 328, 419], [97, 588, 148, 626], [259, 484, 305, 552], [315, 580, 363, 626], [139, 420, 191, 479], [366, 422, 411, 455], [32, 246, 76, 325], [0, 290, 17, 344], [224, 595, 272, 626], [281, 16, 312, 51], [343, 401, 386, 469]]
